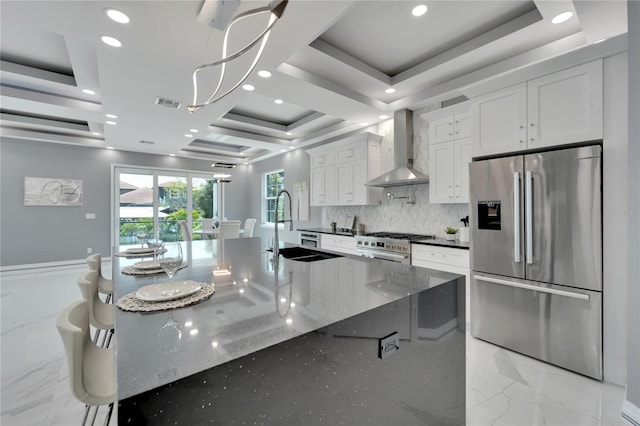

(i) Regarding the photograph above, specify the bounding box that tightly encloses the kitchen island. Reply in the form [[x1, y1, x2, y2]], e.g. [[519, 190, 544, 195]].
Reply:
[[114, 238, 465, 425]]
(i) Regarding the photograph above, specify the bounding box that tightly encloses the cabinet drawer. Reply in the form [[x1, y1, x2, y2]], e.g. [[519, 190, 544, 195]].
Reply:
[[321, 234, 357, 255], [411, 244, 469, 268]]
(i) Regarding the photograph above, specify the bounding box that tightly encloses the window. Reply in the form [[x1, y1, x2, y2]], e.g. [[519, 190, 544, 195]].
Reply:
[[263, 169, 285, 224], [114, 167, 221, 245]]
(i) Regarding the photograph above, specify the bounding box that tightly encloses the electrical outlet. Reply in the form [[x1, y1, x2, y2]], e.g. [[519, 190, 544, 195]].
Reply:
[[378, 332, 399, 359], [87, 248, 92, 254]]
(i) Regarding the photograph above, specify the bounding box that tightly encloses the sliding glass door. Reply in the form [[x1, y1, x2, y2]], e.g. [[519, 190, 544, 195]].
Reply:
[[114, 167, 221, 246]]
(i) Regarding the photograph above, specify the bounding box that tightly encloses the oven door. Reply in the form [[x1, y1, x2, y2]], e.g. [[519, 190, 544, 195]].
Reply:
[[357, 248, 410, 264], [299, 232, 320, 248]]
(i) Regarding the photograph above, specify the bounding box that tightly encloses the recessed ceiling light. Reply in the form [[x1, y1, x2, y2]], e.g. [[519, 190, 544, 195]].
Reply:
[[243, 162, 249, 165], [105, 120, 117, 125], [551, 11, 573, 24], [379, 114, 389, 120], [280, 149, 287, 152], [189, 129, 199, 133], [106, 146, 114, 150], [185, 134, 193, 137], [412, 5, 428, 17], [286, 132, 292, 136], [274, 99, 283, 104], [92, 132, 101, 136], [385, 88, 396, 94], [105, 8, 130, 24], [105, 113, 117, 119], [360, 122, 369, 126], [258, 70, 272, 78], [594, 38, 608, 44], [242, 84, 255, 91], [289, 146, 295, 150], [169, 154, 176, 157], [82, 89, 96, 95], [101, 35, 122, 47]]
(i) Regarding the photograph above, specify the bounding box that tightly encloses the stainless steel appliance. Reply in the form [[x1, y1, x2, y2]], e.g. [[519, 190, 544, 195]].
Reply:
[[299, 232, 320, 248], [469, 144, 602, 380], [356, 232, 435, 264]]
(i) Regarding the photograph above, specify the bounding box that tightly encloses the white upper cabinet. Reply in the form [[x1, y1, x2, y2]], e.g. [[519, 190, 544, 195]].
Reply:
[[471, 84, 527, 157], [526, 60, 603, 149], [425, 104, 471, 204], [471, 60, 603, 158], [308, 133, 382, 206], [429, 111, 471, 144]]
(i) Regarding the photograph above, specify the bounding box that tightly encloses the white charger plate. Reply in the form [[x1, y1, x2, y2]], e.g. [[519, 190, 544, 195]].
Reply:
[[132, 257, 180, 271], [136, 281, 202, 302], [126, 247, 157, 254]]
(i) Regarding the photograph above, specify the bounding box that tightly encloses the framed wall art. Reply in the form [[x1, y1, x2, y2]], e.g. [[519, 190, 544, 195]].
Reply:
[[24, 177, 83, 206]]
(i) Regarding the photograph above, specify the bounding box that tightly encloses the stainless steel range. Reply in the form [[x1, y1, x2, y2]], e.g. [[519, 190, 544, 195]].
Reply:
[[356, 232, 436, 264]]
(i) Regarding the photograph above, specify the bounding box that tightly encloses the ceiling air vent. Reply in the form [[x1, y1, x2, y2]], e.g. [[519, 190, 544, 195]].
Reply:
[[155, 97, 182, 109], [211, 162, 236, 169], [140, 140, 155, 145]]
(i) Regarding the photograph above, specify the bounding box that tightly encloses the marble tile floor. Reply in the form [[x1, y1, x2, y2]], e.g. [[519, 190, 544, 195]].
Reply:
[[0, 263, 632, 426]]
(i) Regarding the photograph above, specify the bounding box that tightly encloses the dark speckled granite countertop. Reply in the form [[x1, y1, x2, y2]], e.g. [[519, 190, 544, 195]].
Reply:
[[412, 238, 470, 250], [113, 237, 462, 400]]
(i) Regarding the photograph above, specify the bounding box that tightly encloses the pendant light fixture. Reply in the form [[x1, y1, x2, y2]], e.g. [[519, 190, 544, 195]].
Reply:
[[188, 0, 288, 113]]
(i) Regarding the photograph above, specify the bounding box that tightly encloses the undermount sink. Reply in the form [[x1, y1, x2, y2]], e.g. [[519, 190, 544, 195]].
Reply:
[[272, 247, 343, 262]]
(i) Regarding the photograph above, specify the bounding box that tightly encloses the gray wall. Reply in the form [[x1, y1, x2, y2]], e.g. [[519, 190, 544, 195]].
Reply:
[[244, 149, 323, 244], [0, 138, 246, 267], [626, 0, 640, 417]]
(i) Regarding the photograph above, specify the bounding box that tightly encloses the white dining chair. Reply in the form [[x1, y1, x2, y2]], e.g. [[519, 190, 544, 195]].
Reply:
[[218, 220, 241, 239], [243, 218, 257, 238], [57, 300, 116, 425], [86, 254, 113, 303], [178, 220, 192, 241], [201, 218, 215, 240], [77, 270, 114, 348]]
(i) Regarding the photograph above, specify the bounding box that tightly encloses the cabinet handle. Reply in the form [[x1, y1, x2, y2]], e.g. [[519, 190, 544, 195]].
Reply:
[[530, 122, 536, 143]]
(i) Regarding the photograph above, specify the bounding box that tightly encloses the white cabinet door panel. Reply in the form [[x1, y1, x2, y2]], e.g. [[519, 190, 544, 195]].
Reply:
[[429, 143, 455, 203], [472, 83, 527, 157], [454, 138, 471, 203], [527, 60, 603, 149]]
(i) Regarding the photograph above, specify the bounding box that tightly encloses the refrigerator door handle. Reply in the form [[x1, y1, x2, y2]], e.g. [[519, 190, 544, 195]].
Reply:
[[513, 172, 521, 263], [473, 275, 590, 301], [525, 170, 533, 264]]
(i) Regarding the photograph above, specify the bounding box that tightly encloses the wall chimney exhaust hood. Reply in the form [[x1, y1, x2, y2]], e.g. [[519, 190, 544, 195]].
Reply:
[[366, 109, 429, 187]]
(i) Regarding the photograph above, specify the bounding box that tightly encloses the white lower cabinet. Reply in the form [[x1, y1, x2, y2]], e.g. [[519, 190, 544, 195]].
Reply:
[[411, 244, 471, 328], [320, 234, 358, 256]]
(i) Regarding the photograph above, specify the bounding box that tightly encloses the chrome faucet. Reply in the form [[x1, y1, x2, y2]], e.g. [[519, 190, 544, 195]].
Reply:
[[274, 189, 293, 257]]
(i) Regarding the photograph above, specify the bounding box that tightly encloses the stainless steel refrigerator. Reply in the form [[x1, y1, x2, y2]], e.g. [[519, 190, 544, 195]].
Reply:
[[469, 144, 602, 380]]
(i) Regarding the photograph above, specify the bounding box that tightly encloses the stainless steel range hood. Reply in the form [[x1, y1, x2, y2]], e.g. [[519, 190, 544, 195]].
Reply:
[[366, 109, 429, 187]]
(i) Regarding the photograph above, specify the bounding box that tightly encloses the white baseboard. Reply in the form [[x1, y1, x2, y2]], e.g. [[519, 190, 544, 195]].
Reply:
[[0, 257, 112, 273], [623, 396, 640, 425]]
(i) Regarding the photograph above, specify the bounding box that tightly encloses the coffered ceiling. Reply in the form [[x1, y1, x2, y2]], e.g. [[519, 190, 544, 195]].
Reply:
[[0, 0, 627, 164]]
